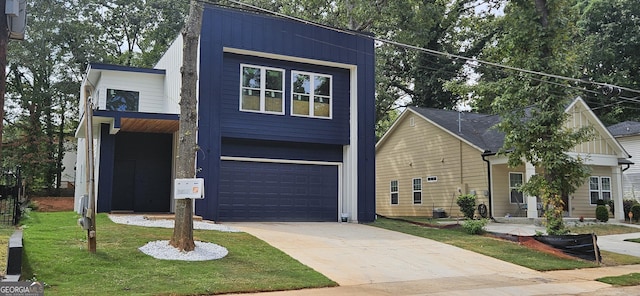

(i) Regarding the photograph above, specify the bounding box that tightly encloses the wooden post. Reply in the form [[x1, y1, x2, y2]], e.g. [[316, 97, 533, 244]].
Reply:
[[592, 233, 600, 265], [85, 98, 96, 253]]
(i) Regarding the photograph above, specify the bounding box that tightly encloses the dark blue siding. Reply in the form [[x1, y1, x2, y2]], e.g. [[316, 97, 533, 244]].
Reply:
[[221, 138, 343, 162], [197, 5, 376, 222], [97, 124, 115, 212], [219, 53, 350, 144]]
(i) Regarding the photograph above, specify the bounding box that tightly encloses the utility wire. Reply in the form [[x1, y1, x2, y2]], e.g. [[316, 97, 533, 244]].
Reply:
[[210, 0, 640, 96]]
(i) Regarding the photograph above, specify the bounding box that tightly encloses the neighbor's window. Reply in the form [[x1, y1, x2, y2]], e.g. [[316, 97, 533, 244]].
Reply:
[[590, 176, 611, 205], [291, 71, 332, 118], [509, 172, 524, 204], [106, 89, 139, 111], [240, 64, 284, 114], [390, 180, 399, 205], [413, 178, 422, 204]]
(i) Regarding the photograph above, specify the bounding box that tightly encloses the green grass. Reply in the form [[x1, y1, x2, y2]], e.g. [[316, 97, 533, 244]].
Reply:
[[21, 212, 336, 296], [625, 238, 640, 243], [369, 217, 640, 271], [597, 273, 640, 286], [568, 224, 640, 236]]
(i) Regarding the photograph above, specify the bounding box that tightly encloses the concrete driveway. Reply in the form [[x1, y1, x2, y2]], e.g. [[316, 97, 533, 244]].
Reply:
[[227, 222, 615, 295]]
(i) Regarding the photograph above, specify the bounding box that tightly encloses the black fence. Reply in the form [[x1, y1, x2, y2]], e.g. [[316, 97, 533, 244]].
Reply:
[[0, 167, 22, 225]]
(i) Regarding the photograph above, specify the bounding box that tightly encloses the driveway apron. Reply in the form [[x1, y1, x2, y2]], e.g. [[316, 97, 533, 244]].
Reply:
[[228, 223, 607, 292]]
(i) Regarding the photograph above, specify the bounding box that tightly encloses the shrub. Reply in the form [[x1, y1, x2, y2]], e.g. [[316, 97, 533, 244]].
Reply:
[[462, 219, 488, 235], [596, 199, 606, 206], [596, 205, 609, 222], [456, 194, 476, 219], [632, 204, 640, 223], [624, 199, 639, 221]]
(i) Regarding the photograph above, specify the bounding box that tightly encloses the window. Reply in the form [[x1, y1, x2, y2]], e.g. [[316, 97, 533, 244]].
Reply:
[[413, 178, 422, 204], [509, 172, 524, 204], [240, 65, 284, 114], [292, 71, 332, 118], [390, 180, 398, 205], [426, 176, 438, 182], [409, 116, 415, 126], [106, 89, 139, 111], [590, 176, 611, 205]]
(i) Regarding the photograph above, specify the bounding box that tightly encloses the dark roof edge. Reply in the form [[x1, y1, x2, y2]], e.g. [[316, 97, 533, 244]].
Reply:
[[89, 63, 166, 75]]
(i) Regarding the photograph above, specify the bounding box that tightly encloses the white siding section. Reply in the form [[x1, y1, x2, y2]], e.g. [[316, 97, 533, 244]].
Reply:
[[94, 71, 169, 114], [617, 135, 640, 200], [155, 34, 183, 114]]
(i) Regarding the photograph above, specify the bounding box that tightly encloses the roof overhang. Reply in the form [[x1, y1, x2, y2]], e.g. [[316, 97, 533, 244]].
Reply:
[[76, 110, 179, 138]]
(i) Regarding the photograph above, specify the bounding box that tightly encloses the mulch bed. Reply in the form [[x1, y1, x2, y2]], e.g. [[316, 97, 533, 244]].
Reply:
[[30, 197, 75, 212]]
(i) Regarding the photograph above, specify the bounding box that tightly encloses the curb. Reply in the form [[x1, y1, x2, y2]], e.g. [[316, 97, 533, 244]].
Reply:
[[3, 230, 22, 282]]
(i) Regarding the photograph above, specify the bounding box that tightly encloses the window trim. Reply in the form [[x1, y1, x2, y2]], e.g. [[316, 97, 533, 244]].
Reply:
[[590, 176, 612, 205], [413, 178, 422, 205], [509, 172, 524, 204], [390, 180, 399, 205], [239, 64, 285, 115], [291, 70, 333, 119]]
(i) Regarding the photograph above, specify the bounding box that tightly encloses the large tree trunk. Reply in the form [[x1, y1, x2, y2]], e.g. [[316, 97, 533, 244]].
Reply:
[[170, 0, 203, 252], [0, 0, 7, 162]]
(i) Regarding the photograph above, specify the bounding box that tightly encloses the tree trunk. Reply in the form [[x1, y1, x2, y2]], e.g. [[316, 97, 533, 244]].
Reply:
[[170, 0, 203, 252], [0, 0, 8, 162]]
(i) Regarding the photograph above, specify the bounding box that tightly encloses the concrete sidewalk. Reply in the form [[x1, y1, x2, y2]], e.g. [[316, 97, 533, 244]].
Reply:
[[226, 222, 639, 296]]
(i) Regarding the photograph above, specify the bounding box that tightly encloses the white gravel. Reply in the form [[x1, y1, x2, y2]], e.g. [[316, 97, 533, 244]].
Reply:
[[139, 240, 229, 261], [109, 215, 239, 261]]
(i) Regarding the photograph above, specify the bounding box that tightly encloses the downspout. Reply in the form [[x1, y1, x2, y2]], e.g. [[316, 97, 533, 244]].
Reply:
[[481, 150, 494, 219]]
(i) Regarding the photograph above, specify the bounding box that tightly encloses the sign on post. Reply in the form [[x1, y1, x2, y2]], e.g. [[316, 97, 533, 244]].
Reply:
[[174, 178, 205, 199]]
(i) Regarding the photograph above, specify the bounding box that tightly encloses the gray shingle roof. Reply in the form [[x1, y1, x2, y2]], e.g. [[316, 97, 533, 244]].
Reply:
[[607, 121, 640, 137], [408, 106, 505, 153]]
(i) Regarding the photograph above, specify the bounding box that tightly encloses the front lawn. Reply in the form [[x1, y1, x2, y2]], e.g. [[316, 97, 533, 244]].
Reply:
[[21, 212, 336, 295], [369, 217, 640, 271]]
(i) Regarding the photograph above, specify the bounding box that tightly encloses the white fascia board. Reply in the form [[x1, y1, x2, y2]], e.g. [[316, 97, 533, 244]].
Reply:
[[223, 47, 354, 69], [568, 152, 619, 166]]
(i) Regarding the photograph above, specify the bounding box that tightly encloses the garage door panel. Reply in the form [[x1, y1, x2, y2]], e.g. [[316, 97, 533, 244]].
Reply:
[[219, 161, 338, 222]]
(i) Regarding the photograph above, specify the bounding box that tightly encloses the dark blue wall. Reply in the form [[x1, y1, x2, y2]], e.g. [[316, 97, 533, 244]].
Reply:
[[221, 138, 343, 162], [220, 53, 350, 145], [196, 5, 375, 222], [97, 124, 115, 212]]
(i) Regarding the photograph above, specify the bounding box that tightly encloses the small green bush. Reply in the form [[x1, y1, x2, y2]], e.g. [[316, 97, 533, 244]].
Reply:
[[596, 205, 609, 222], [624, 200, 640, 221], [456, 194, 476, 219], [596, 199, 606, 206], [608, 199, 615, 215], [631, 204, 640, 223], [462, 219, 488, 235]]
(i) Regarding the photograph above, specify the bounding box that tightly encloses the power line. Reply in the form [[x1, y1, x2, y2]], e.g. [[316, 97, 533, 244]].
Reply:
[[209, 0, 640, 97]]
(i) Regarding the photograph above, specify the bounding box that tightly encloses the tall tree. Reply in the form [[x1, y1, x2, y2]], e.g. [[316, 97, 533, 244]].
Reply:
[[472, 0, 593, 234], [170, 0, 203, 252], [577, 0, 640, 125]]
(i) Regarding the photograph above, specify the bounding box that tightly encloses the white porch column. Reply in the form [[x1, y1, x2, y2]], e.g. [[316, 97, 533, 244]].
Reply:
[[613, 166, 624, 221], [525, 162, 538, 218]]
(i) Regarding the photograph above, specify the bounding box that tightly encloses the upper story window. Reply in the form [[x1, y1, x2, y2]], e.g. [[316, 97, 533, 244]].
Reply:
[[240, 64, 285, 114], [106, 89, 139, 112], [291, 71, 332, 119]]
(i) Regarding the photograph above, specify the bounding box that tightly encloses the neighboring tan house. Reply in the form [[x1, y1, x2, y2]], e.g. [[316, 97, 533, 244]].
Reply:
[[74, 5, 376, 223], [376, 97, 630, 221], [608, 121, 640, 201]]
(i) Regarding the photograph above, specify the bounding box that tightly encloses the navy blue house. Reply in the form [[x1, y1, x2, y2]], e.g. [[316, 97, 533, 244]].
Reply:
[[74, 5, 376, 222]]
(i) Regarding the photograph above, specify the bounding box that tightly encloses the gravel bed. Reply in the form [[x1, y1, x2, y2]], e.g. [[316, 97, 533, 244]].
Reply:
[[109, 215, 238, 261]]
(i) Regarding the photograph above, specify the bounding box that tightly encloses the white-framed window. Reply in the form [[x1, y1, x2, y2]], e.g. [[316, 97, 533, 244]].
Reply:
[[426, 176, 437, 182], [413, 178, 422, 204], [240, 64, 285, 114], [291, 71, 332, 118], [590, 176, 611, 205], [409, 116, 415, 126], [509, 172, 524, 204], [390, 180, 399, 205]]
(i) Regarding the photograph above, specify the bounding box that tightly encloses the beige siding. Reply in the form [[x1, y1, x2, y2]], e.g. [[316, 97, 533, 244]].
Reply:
[[492, 164, 525, 217], [565, 103, 617, 156], [376, 112, 488, 218], [617, 135, 640, 200], [571, 166, 618, 218]]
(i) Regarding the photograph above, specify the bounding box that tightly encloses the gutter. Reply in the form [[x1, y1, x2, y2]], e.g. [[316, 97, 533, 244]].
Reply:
[[481, 150, 496, 219]]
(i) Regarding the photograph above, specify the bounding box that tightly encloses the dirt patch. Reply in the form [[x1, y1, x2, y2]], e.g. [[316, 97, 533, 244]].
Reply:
[[31, 197, 75, 212], [516, 236, 577, 260]]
